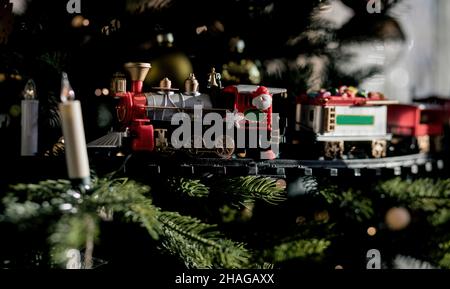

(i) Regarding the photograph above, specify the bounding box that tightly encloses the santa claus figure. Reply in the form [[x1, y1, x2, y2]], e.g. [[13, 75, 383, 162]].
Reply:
[[251, 86, 272, 111]]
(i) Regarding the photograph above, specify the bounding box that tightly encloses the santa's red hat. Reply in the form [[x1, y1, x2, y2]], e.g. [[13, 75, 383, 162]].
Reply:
[[253, 86, 270, 97]]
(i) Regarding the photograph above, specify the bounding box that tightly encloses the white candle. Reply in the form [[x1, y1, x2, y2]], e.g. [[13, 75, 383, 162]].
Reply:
[[59, 73, 91, 187], [21, 79, 39, 156]]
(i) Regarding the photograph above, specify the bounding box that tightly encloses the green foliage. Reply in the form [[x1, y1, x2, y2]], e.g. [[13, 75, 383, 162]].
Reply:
[[438, 253, 450, 269], [2, 199, 46, 224], [429, 209, 450, 227], [88, 177, 161, 239], [37, 52, 69, 74], [219, 203, 254, 223], [317, 186, 340, 204], [49, 213, 99, 266], [1, 177, 252, 269], [315, 186, 374, 222], [168, 178, 210, 198], [218, 176, 286, 205], [9, 179, 72, 202], [158, 212, 250, 268], [5, 173, 450, 269], [338, 190, 374, 222], [379, 178, 450, 226], [378, 178, 450, 203], [263, 239, 331, 263]]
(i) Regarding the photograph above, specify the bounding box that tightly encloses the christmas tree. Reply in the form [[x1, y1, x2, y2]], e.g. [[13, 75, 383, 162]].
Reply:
[[1, 0, 449, 273]]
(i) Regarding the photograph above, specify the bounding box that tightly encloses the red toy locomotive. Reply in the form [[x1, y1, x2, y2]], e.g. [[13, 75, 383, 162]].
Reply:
[[89, 62, 287, 159]]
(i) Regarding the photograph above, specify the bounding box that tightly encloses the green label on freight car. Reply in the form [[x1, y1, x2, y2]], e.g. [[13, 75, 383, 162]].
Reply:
[[336, 115, 374, 125]]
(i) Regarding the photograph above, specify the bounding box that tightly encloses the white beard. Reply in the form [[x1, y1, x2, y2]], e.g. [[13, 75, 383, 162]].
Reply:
[[252, 94, 272, 111]]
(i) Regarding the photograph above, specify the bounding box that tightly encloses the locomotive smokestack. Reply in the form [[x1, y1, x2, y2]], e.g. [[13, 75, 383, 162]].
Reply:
[[124, 62, 151, 93]]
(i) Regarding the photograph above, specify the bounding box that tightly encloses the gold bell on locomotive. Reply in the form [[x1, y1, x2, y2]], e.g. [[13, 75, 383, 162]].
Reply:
[[207, 67, 222, 89], [153, 77, 179, 95], [184, 73, 200, 96], [160, 77, 172, 90]]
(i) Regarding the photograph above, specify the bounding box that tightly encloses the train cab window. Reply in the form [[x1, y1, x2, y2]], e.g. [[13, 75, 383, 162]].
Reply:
[[245, 93, 252, 107], [219, 92, 236, 110], [420, 110, 440, 124]]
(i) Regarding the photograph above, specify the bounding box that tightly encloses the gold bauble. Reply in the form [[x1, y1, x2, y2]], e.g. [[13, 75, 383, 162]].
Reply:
[[314, 210, 330, 222], [222, 59, 261, 84], [144, 53, 193, 90]]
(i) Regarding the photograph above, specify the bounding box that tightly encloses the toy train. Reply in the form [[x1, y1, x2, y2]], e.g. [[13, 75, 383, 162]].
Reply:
[[88, 62, 450, 161], [293, 88, 397, 160], [388, 98, 450, 155], [89, 63, 287, 159]]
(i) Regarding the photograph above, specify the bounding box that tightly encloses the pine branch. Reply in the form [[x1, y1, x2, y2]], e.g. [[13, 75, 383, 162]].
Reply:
[[1, 180, 75, 227], [315, 186, 374, 222], [49, 213, 100, 268], [438, 253, 450, 269], [338, 190, 374, 222], [379, 178, 450, 200], [167, 178, 210, 198], [429, 209, 450, 226], [1, 198, 50, 225], [90, 178, 251, 268], [218, 176, 286, 205], [378, 178, 450, 211], [157, 211, 251, 269], [89, 178, 160, 239], [438, 241, 450, 269], [317, 186, 340, 204], [262, 238, 330, 264], [37, 52, 69, 74], [1, 177, 252, 268], [8, 179, 72, 202]]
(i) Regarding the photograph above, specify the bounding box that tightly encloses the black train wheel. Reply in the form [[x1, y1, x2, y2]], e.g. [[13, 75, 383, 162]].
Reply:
[[215, 135, 235, 159]]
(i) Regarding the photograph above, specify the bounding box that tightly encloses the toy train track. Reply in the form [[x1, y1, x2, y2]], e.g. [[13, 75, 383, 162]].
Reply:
[[1, 154, 445, 185], [125, 153, 445, 178]]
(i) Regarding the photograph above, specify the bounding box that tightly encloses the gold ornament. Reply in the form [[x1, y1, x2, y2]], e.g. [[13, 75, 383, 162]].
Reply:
[[184, 73, 199, 95], [207, 67, 222, 88], [314, 210, 330, 222], [144, 33, 193, 89], [145, 53, 192, 89], [385, 207, 411, 231], [222, 59, 261, 85]]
